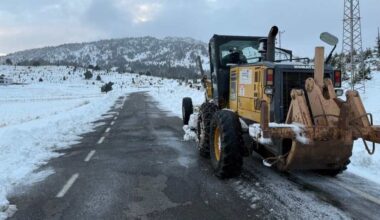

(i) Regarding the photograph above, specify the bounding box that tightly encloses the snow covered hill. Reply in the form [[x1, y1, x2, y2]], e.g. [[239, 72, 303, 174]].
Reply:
[[0, 36, 209, 79], [0, 65, 204, 219]]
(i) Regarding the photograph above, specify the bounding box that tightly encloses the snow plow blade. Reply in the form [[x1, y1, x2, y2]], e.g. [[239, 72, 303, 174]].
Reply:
[[250, 123, 354, 170]]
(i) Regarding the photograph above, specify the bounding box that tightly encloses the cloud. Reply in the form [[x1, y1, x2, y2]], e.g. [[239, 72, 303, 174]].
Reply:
[[0, 0, 379, 56], [116, 1, 163, 24], [132, 3, 162, 24], [40, 4, 62, 13]]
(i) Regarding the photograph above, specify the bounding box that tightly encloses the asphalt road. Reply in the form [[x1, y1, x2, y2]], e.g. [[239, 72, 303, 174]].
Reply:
[[8, 92, 380, 219]]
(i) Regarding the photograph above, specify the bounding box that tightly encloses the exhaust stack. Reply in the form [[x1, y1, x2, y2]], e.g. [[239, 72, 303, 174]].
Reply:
[[267, 26, 279, 62]]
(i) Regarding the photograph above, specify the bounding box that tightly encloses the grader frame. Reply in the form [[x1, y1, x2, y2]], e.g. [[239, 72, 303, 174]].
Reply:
[[183, 26, 379, 178]]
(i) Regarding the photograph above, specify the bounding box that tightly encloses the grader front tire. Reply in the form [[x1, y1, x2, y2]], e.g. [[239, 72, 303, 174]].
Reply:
[[209, 110, 243, 178]]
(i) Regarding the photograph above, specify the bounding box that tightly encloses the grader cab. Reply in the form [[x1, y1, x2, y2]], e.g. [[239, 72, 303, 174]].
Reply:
[[182, 26, 380, 178]]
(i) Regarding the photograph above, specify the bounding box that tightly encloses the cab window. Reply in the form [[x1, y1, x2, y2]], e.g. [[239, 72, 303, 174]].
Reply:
[[219, 40, 261, 67]]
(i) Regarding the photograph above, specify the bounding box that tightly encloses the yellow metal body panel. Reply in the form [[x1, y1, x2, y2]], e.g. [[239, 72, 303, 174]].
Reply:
[[229, 65, 271, 123]]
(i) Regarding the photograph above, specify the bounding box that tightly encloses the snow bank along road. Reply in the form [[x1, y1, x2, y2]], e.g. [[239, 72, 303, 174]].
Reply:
[[5, 92, 380, 219]]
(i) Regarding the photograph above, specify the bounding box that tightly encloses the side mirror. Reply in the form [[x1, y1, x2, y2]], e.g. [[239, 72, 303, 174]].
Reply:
[[320, 32, 339, 64], [320, 32, 339, 46]]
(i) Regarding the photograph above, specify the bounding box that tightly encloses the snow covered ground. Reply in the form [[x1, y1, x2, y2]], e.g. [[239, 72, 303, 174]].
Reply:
[[348, 71, 380, 184], [0, 65, 203, 219]]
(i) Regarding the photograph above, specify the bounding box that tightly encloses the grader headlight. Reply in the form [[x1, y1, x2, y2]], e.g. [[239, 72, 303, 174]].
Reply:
[[264, 87, 274, 95], [335, 89, 344, 97]]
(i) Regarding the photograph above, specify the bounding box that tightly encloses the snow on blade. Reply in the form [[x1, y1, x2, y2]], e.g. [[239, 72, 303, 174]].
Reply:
[[288, 123, 309, 145], [249, 124, 273, 145], [249, 123, 309, 145]]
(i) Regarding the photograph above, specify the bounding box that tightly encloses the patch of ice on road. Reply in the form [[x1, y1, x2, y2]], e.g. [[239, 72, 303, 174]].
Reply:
[[125, 175, 180, 219], [232, 174, 350, 219], [177, 156, 194, 168], [233, 180, 261, 209]]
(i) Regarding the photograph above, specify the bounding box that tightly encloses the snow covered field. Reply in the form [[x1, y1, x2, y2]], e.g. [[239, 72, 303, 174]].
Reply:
[[0, 65, 203, 219]]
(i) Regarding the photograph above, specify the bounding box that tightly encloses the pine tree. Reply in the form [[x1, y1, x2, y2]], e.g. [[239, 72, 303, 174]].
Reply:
[[5, 58, 12, 65], [365, 48, 373, 59], [84, 70, 93, 80]]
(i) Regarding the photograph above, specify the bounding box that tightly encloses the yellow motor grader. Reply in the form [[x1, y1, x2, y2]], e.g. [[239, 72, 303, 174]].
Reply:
[[182, 26, 380, 178]]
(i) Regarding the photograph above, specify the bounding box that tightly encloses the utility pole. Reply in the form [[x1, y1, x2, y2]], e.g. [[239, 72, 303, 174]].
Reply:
[[342, 0, 365, 91]]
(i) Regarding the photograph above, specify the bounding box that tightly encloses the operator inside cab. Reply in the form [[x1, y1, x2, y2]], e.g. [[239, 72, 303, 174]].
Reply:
[[221, 47, 247, 67]]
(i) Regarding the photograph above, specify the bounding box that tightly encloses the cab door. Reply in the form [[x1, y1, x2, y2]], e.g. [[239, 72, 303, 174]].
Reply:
[[237, 67, 255, 113], [236, 66, 265, 122]]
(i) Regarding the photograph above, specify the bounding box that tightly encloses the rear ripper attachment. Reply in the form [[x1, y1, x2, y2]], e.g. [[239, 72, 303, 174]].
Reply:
[[251, 47, 380, 172]]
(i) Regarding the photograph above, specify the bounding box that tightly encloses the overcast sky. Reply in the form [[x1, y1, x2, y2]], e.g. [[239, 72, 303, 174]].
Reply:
[[0, 0, 379, 57]]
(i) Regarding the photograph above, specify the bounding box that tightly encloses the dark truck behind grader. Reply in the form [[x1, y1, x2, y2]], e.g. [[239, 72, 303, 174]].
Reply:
[[182, 26, 380, 178]]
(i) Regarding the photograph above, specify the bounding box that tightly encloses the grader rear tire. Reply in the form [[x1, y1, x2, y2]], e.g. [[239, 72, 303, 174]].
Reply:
[[209, 110, 243, 178], [197, 102, 217, 158]]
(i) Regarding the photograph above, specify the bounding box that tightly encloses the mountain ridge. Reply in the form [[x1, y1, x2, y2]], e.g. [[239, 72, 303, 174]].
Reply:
[[1, 36, 209, 79]]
